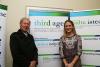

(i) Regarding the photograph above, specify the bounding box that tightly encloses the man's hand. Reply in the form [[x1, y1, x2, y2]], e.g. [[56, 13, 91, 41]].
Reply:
[[29, 60, 36, 67]]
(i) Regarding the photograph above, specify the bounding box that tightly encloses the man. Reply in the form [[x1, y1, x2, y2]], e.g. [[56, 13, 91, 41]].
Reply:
[[10, 17, 38, 67]]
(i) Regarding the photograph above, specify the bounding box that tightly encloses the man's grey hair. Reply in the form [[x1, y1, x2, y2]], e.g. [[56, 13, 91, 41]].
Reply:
[[20, 17, 31, 24]]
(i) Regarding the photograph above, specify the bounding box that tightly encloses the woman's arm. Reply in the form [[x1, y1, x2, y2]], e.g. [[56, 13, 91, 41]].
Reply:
[[59, 37, 68, 66], [71, 35, 82, 65], [71, 55, 79, 65]]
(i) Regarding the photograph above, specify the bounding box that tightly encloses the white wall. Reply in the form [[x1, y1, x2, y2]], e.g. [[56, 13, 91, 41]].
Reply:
[[0, 0, 100, 67]]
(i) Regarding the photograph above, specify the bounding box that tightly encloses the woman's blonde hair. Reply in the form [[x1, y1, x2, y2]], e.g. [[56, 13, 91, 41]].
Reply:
[[63, 20, 76, 37]]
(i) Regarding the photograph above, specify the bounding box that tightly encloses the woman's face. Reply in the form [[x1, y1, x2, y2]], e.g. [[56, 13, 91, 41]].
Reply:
[[64, 22, 74, 33]]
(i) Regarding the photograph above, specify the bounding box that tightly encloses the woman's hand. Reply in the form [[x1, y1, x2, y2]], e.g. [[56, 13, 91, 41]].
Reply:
[[65, 63, 68, 67], [68, 63, 74, 67]]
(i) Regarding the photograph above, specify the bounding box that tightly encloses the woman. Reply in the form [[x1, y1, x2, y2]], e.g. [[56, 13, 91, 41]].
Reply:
[[59, 20, 82, 67]]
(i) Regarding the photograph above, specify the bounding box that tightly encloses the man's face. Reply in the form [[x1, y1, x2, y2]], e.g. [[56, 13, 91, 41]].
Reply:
[[20, 19, 30, 32]]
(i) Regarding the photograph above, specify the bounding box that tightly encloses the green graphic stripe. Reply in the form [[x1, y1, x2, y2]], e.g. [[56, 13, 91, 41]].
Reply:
[[70, 9, 100, 17], [82, 50, 95, 52], [38, 54, 59, 56], [80, 35, 100, 37], [29, 10, 69, 16], [82, 49, 100, 52], [0, 4, 7, 10], [82, 64, 100, 67]]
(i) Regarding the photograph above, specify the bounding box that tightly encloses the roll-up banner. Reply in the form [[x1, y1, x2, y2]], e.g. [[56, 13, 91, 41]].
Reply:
[[0, 4, 7, 67], [27, 7, 69, 67], [70, 9, 100, 67]]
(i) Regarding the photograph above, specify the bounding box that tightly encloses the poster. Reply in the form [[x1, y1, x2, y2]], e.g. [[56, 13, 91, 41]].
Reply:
[[27, 7, 69, 67], [70, 9, 100, 67], [0, 4, 7, 67]]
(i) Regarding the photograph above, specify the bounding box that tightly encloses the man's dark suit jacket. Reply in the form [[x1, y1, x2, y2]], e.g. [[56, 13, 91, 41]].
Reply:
[[10, 29, 38, 67]]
